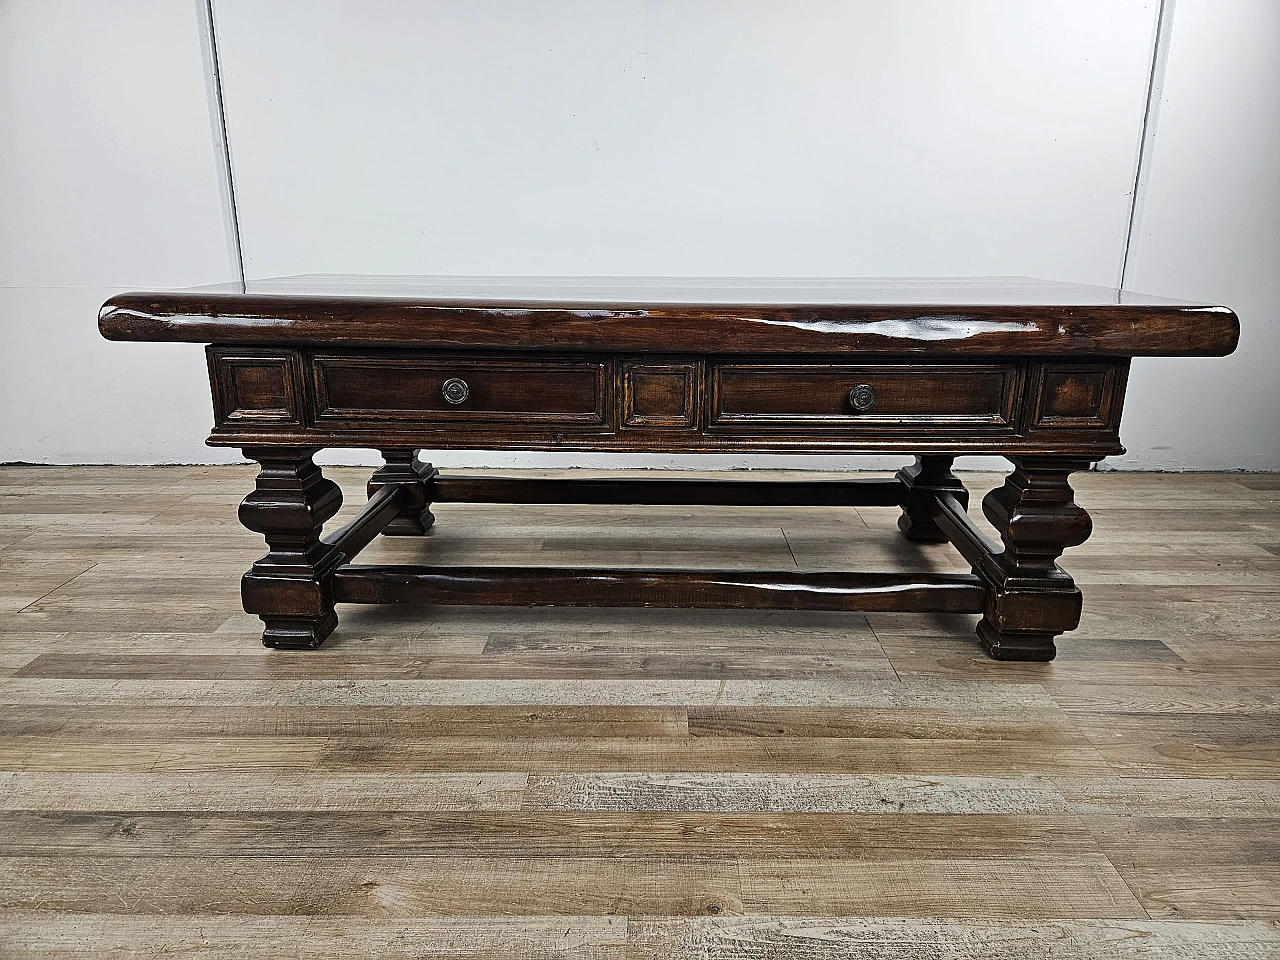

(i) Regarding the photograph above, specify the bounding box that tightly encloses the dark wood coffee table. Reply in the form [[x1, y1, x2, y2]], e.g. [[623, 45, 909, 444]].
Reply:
[[99, 277, 1238, 660]]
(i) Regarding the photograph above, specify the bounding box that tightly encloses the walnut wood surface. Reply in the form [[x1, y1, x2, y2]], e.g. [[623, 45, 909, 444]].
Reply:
[[237, 449, 343, 649], [331, 565, 986, 613], [222, 455, 1097, 659], [975, 457, 1095, 660], [430, 475, 905, 506], [367, 450, 437, 535], [196, 350, 1132, 457], [897, 455, 969, 542], [100, 288, 1238, 356], [93, 277, 1242, 668]]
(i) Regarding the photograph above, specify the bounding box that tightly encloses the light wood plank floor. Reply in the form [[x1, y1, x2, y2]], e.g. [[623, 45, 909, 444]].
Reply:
[[1, 465, 1278, 958]]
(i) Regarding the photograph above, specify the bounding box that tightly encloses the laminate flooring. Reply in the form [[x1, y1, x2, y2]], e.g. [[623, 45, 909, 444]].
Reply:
[[1, 465, 1277, 958]]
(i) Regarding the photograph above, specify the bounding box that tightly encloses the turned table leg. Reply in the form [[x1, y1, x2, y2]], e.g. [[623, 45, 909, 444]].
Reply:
[[975, 456, 1094, 661], [897, 455, 969, 542], [238, 448, 344, 648], [368, 449, 438, 536]]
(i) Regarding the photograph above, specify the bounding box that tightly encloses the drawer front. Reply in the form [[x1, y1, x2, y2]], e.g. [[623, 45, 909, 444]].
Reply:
[[312, 355, 608, 427], [710, 363, 1020, 432]]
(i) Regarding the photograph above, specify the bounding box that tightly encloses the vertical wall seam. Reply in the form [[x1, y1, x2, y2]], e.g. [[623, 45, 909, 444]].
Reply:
[[199, 0, 247, 292], [1120, 0, 1176, 290]]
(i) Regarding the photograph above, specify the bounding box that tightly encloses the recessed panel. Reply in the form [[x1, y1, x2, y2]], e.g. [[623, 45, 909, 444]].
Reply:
[[623, 361, 698, 429], [1031, 363, 1120, 429], [209, 349, 302, 424]]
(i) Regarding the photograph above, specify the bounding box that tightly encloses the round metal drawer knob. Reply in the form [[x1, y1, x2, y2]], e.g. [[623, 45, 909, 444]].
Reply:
[[848, 384, 876, 412], [442, 377, 470, 405]]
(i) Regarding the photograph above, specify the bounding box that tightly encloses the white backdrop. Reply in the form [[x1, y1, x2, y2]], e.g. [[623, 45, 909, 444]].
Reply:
[[1, 0, 1276, 470]]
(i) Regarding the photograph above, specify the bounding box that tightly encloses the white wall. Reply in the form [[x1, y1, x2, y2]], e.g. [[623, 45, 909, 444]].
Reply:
[[1, 0, 1275, 470], [1119, 0, 1280, 471], [0, 0, 240, 464], [214, 1, 1156, 282]]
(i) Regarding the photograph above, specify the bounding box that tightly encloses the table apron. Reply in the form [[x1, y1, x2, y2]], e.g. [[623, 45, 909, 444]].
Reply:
[[203, 347, 1130, 457]]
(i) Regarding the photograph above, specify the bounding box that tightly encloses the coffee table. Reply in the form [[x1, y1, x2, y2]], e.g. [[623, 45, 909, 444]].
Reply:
[[98, 276, 1238, 660]]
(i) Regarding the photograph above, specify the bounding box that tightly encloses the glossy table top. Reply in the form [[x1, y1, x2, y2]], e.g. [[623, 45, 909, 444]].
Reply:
[[98, 275, 1239, 357]]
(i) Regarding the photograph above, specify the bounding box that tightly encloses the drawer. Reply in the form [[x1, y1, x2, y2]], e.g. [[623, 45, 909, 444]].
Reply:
[[709, 362, 1020, 431], [312, 355, 608, 427]]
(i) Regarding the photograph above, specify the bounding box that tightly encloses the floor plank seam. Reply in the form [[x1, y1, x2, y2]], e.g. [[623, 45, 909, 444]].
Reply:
[[13, 562, 100, 615], [2, 467, 1279, 937], [779, 526, 799, 568]]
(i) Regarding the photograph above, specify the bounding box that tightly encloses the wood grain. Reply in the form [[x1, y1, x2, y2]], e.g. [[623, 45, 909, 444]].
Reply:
[[626, 917, 1280, 958], [97, 284, 1240, 356], [0, 915, 628, 959], [0, 810, 1108, 860], [0, 855, 744, 917], [2, 466, 1279, 954]]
